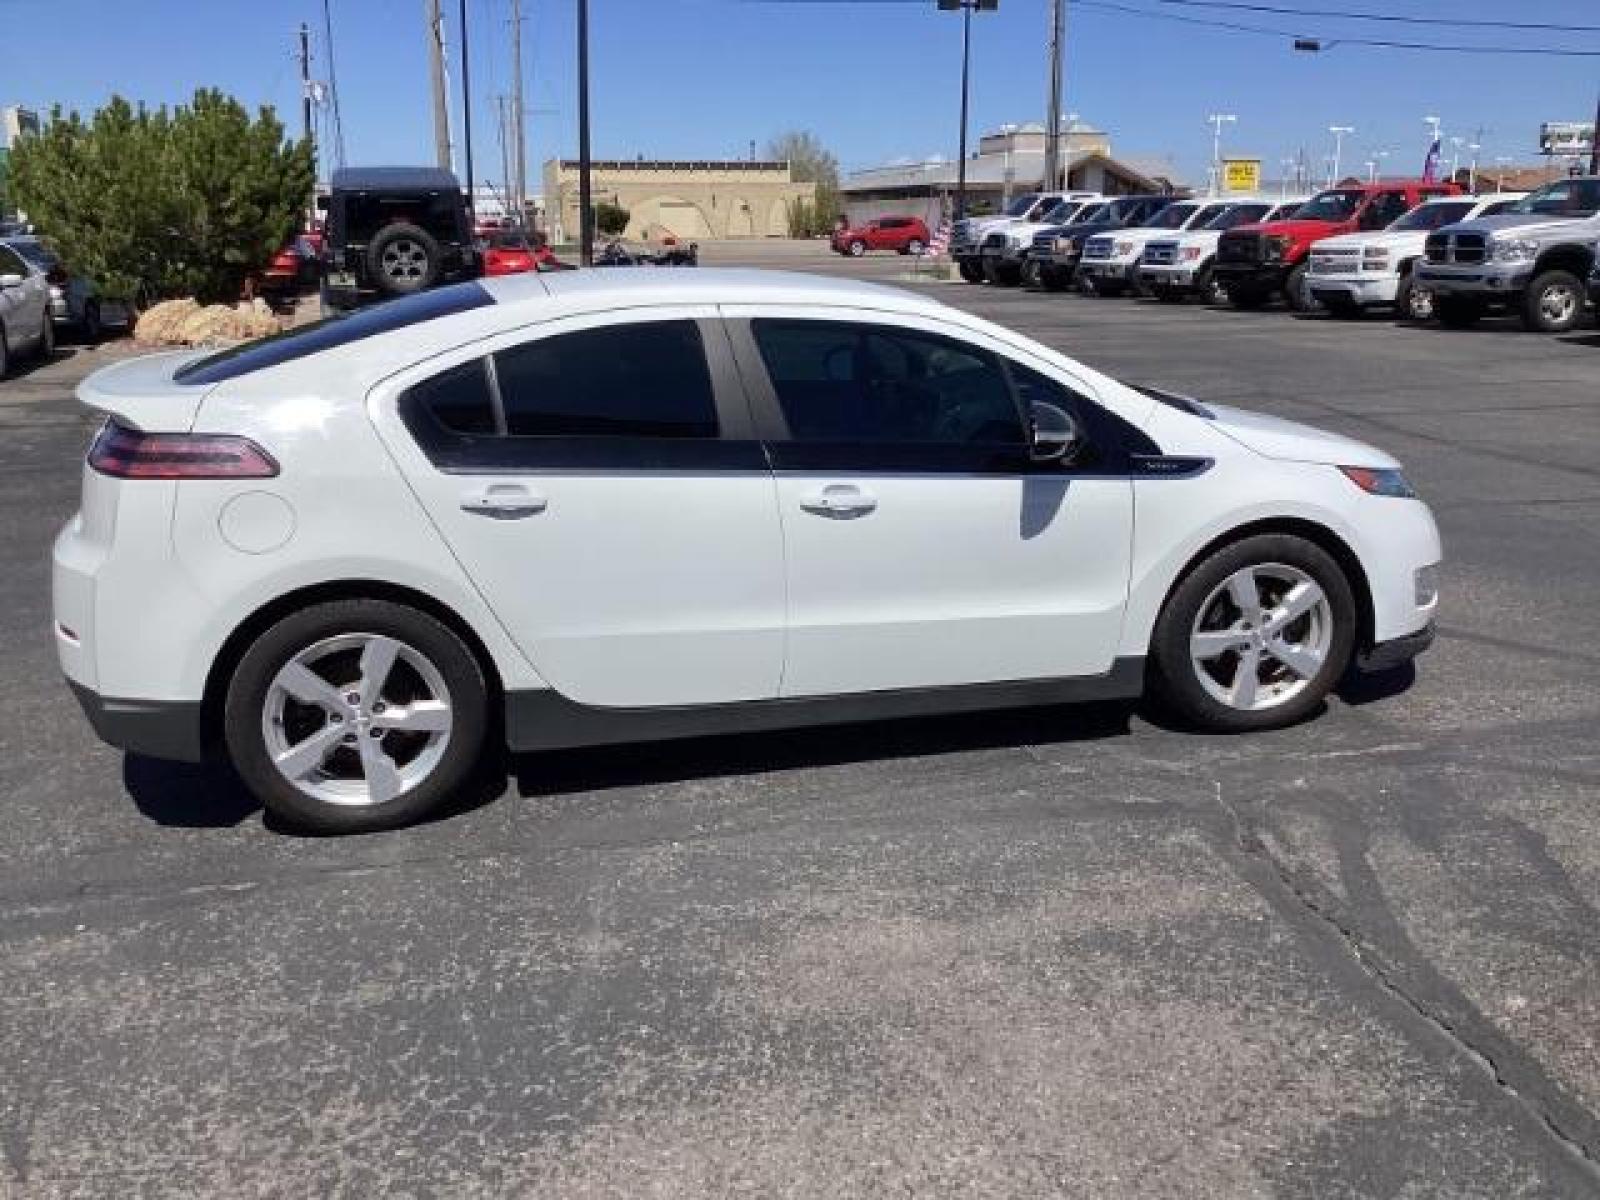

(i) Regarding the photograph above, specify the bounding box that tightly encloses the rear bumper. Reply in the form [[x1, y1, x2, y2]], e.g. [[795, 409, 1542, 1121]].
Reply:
[[69, 682, 205, 762], [1358, 622, 1436, 673]]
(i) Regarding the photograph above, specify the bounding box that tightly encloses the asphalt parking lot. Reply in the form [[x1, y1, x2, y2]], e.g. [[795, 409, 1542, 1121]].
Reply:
[[3, 246, 1599, 1197]]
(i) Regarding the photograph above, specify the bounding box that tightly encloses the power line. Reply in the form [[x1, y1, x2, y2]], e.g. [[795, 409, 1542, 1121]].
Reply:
[[1155, 0, 1600, 35], [1076, 0, 1600, 55]]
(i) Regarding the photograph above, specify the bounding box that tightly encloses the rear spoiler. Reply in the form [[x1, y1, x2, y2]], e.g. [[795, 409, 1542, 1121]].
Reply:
[[76, 350, 211, 432]]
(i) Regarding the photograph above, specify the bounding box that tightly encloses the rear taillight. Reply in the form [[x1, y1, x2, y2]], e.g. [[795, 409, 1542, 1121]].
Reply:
[[88, 421, 279, 479]]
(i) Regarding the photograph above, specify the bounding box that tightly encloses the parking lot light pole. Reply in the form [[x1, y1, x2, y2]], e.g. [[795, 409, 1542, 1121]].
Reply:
[[938, 0, 997, 221], [1328, 125, 1353, 186], [1206, 113, 1236, 195], [577, 0, 593, 265]]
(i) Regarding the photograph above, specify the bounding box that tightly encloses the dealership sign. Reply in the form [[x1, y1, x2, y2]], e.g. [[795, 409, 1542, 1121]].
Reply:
[[1222, 158, 1262, 192], [1539, 122, 1594, 156]]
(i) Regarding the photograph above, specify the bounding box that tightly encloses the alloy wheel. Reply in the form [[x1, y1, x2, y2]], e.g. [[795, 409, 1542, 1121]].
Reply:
[[1539, 282, 1579, 327], [261, 633, 454, 807], [1406, 285, 1435, 321], [381, 239, 430, 282], [1189, 563, 1334, 712]]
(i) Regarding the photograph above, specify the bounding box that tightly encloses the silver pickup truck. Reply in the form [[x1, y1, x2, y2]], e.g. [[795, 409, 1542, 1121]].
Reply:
[[1415, 176, 1600, 333]]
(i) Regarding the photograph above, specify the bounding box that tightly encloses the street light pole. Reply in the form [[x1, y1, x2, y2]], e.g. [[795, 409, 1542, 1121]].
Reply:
[[459, 0, 474, 220], [577, 0, 594, 264], [1043, 0, 1066, 193], [938, 0, 996, 222], [1206, 113, 1236, 196], [1328, 125, 1353, 186]]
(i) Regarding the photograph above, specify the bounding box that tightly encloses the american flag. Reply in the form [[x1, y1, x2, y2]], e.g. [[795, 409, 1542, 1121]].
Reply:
[[927, 220, 953, 258], [1422, 138, 1441, 184]]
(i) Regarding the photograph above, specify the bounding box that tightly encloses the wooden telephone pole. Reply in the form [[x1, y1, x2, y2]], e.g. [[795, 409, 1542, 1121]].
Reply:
[[425, 0, 452, 171]]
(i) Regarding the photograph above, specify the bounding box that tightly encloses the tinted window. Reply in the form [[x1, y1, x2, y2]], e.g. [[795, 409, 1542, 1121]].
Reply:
[[1293, 190, 1364, 221], [407, 358, 497, 436], [495, 320, 716, 439], [1144, 203, 1200, 230], [1388, 201, 1474, 231], [1364, 192, 1411, 228], [753, 320, 1022, 446], [1511, 179, 1600, 217], [0, 245, 26, 276], [175, 282, 496, 384], [1210, 203, 1271, 229]]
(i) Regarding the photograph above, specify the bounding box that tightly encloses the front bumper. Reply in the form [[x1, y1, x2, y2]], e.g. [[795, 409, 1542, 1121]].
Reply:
[[1414, 263, 1530, 295], [1358, 622, 1436, 673], [1307, 274, 1401, 307], [69, 682, 205, 762], [980, 244, 1028, 267], [1081, 260, 1136, 281], [1212, 262, 1288, 289], [1140, 265, 1198, 289]]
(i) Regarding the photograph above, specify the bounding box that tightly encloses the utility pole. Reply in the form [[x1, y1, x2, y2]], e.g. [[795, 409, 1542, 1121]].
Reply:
[[298, 23, 313, 147], [1590, 89, 1600, 176], [937, 1, 996, 221], [510, 0, 526, 222], [1043, 0, 1066, 194], [497, 95, 511, 220], [425, 0, 452, 171], [578, 0, 594, 264], [459, 0, 475, 219]]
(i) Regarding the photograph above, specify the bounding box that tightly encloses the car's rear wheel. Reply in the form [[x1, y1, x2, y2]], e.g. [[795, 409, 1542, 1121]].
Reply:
[[1519, 269, 1585, 333], [366, 222, 442, 297], [224, 599, 489, 833], [1149, 534, 1356, 732]]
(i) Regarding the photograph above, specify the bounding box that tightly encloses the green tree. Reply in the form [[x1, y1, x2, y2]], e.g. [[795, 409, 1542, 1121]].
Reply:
[[9, 91, 313, 304], [766, 130, 840, 236], [593, 200, 630, 236]]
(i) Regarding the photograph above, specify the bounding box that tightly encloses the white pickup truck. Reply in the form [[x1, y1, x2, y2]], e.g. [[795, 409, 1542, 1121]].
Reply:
[[1078, 198, 1240, 296], [1138, 197, 1306, 303], [980, 197, 1105, 286], [1308, 192, 1525, 320], [950, 192, 1099, 284]]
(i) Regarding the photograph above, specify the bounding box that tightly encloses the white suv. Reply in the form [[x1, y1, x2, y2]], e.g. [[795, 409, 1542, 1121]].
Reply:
[[55, 271, 1441, 832], [1079, 198, 1241, 296], [1308, 193, 1526, 320], [1139, 198, 1307, 304]]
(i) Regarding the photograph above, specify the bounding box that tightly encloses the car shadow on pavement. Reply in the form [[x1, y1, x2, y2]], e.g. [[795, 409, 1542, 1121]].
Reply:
[[1335, 661, 1418, 707], [510, 701, 1136, 799], [1558, 333, 1600, 349], [4, 345, 79, 379], [124, 754, 261, 828]]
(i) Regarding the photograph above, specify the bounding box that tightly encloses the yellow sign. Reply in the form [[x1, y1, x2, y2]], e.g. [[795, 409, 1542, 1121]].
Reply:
[[1222, 158, 1262, 192]]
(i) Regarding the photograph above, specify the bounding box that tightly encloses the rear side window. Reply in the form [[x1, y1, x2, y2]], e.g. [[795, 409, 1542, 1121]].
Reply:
[[408, 359, 497, 435], [175, 282, 496, 385], [494, 320, 717, 438]]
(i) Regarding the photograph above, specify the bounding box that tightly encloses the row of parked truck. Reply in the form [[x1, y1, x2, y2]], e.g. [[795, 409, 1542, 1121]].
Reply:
[[949, 175, 1600, 333]]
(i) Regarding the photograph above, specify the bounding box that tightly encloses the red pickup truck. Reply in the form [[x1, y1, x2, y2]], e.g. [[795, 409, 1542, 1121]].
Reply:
[[1214, 180, 1459, 311]]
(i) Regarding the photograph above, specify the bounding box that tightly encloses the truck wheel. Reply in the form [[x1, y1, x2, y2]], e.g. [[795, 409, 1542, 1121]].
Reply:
[[1226, 282, 1269, 309], [1433, 295, 1484, 328], [1126, 258, 1149, 298], [1283, 263, 1318, 313], [366, 223, 441, 297], [1021, 260, 1041, 288], [1196, 266, 1227, 305], [1395, 274, 1434, 322], [958, 260, 984, 283], [1520, 270, 1585, 333]]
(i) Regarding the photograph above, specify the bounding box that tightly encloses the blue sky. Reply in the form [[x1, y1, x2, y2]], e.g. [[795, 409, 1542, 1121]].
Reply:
[[2, 0, 1596, 190]]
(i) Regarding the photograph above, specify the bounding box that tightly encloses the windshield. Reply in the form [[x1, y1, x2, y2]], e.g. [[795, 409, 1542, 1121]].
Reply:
[[1508, 179, 1600, 218], [1004, 194, 1041, 218], [1291, 190, 1364, 221], [1039, 201, 1082, 225], [1388, 201, 1475, 232], [1069, 203, 1108, 225], [1143, 203, 1199, 230], [1208, 203, 1271, 230]]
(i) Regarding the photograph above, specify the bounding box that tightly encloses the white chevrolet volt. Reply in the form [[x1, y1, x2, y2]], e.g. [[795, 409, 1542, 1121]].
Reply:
[[54, 270, 1439, 831]]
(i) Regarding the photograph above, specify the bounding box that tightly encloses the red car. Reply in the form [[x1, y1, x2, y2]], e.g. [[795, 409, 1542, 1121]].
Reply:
[[260, 234, 321, 305], [831, 216, 931, 257], [482, 232, 536, 276]]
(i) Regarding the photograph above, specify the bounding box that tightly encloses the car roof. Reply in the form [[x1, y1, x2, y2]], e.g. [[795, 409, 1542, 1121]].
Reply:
[[330, 166, 462, 193], [486, 267, 948, 317]]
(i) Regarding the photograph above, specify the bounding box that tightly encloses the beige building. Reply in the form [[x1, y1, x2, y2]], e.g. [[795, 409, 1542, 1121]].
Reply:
[[542, 158, 816, 243]]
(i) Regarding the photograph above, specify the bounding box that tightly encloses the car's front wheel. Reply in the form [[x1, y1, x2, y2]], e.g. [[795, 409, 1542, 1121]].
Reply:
[[905, 238, 925, 256], [1149, 534, 1356, 732], [224, 598, 489, 832], [847, 240, 867, 257]]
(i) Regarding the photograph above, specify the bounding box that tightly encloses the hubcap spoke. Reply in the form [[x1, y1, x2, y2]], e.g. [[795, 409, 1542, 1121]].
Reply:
[[373, 699, 451, 733], [357, 736, 403, 806], [1191, 629, 1252, 661], [1264, 581, 1322, 635], [273, 722, 346, 780], [1268, 639, 1324, 680], [1225, 569, 1264, 624], [358, 636, 401, 706], [1229, 648, 1261, 708], [276, 662, 350, 715]]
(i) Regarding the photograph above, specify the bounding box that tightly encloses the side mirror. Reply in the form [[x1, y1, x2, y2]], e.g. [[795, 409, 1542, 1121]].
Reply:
[[1030, 400, 1082, 463], [0, 274, 24, 290]]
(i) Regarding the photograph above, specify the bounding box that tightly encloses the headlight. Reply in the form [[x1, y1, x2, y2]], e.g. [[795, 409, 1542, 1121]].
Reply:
[[1180, 246, 1203, 261], [1114, 241, 1135, 256], [1339, 466, 1416, 498], [1489, 238, 1538, 263], [1055, 237, 1076, 254]]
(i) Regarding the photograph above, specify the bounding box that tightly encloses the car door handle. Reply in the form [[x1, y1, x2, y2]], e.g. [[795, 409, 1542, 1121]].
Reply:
[[460, 483, 547, 519], [799, 485, 877, 518]]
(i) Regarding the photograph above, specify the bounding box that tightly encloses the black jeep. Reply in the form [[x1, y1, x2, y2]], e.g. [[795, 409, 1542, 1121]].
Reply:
[[319, 167, 479, 313]]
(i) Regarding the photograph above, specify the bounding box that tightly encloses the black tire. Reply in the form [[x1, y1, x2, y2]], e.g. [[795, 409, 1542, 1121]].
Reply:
[[1196, 264, 1228, 306], [1226, 282, 1269, 309], [1020, 259, 1042, 289], [1126, 258, 1149, 299], [0, 325, 9, 379], [957, 260, 985, 284], [224, 598, 490, 833], [847, 239, 867, 258], [1433, 295, 1484, 328], [81, 300, 103, 343], [1038, 264, 1070, 292], [36, 314, 54, 361], [1148, 534, 1357, 733], [1519, 269, 1586, 334], [1283, 262, 1317, 313], [905, 238, 925, 256], [365, 222, 442, 298], [1394, 273, 1433, 323]]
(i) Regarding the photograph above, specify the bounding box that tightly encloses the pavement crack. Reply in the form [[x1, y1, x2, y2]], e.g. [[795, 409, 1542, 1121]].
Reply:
[[1211, 780, 1600, 1184]]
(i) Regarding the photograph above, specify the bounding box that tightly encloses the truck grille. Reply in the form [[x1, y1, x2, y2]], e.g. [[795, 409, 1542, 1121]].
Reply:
[[1082, 236, 1114, 261], [951, 220, 977, 251], [1031, 230, 1057, 252], [1309, 246, 1359, 275], [1425, 232, 1486, 264], [1217, 233, 1261, 265], [1143, 241, 1179, 267]]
